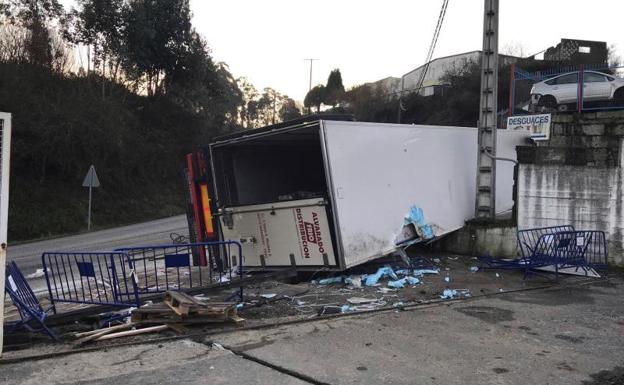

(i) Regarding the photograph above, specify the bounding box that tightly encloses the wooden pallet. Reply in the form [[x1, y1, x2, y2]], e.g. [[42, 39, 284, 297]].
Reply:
[[131, 292, 243, 325]]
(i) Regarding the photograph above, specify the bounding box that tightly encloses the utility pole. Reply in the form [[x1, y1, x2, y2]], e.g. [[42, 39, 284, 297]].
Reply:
[[475, 0, 499, 220], [304, 58, 317, 114]]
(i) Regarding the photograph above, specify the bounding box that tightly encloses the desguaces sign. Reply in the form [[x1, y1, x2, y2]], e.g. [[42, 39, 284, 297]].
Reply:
[[506, 113, 551, 141]]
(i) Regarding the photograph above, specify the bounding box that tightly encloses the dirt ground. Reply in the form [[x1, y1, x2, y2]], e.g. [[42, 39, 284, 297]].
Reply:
[[1, 250, 602, 359]]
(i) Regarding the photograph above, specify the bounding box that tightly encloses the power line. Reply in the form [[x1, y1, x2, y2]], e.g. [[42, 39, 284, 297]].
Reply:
[[398, 0, 450, 122], [415, 0, 450, 94]]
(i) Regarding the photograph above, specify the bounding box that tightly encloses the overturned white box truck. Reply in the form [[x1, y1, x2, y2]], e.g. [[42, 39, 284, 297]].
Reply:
[[185, 117, 529, 271]]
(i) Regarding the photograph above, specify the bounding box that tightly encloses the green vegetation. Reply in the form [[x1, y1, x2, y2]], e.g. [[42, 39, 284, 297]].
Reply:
[[0, 0, 300, 241]]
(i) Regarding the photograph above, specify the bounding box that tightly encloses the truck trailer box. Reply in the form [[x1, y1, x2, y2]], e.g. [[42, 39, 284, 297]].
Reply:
[[208, 119, 529, 270]]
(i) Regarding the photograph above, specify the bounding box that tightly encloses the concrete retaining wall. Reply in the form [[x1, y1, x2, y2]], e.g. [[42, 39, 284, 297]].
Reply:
[[517, 164, 623, 266], [516, 110, 624, 266], [437, 222, 519, 259]]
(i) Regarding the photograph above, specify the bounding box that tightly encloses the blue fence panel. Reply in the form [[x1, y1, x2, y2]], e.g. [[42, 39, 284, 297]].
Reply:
[[550, 230, 609, 271], [517, 225, 575, 260], [42, 251, 140, 311], [115, 241, 243, 299]]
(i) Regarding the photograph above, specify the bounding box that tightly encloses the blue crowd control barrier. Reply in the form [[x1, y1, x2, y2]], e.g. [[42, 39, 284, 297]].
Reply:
[[115, 241, 244, 301], [5, 261, 57, 340], [42, 251, 140, 312]]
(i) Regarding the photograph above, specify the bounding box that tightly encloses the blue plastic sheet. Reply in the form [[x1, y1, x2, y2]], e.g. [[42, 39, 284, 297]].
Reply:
[[318, 276, 343, 285], [341, 305, 355, 313], [364, 266, 398, 286], [412, 269, 440, 276], [440, 289, 471, 299], [387, 278, 407, 288], [405, 276, 420, 285], [388, 276, 420, 288], [406, 206, 434, 240]]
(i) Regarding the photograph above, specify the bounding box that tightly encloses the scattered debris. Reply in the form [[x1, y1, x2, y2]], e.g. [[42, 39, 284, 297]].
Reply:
[[131, 291, 244, 325], [26, 268, 47, 279], [260, 293, 277, 299], [413, 269, 440, 276], [440, 289, 471, 299], [364, 266, 398, 286], [347, 297, 378, 305], [444, 276, 450, 283], [470, 266, 479, 273], [318, 276, 344, 285], [387, 276, 420, 288], [344, 275, 362, 287]]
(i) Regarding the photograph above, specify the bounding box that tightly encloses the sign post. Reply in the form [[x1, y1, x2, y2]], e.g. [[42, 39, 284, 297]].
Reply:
[[82, 165, 100, 231]]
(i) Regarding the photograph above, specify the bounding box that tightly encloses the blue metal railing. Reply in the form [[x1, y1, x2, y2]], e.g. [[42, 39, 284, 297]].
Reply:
[[115, 241, 244, 300], [42, 251, 140, 312]]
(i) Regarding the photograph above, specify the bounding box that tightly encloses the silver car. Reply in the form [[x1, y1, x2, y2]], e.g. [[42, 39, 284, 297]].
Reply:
[[530, 70, 624, 110]]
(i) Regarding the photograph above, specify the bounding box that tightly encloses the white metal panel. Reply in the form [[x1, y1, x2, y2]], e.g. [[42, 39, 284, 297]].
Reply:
[[220, 198, 336, 268], [322, 121, 528, 268], [0, 113, 12, 356]]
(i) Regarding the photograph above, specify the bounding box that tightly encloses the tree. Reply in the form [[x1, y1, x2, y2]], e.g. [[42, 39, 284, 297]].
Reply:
[[324, 68, 345, 107], [3, 0, 64, 68], [279, 97, 301, 122], [304, 84, 325, 113], [122, 0, 193, 96], [65, 0, 126, 80]]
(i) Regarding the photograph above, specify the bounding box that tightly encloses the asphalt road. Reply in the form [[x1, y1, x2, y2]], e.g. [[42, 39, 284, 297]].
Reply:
[[2, 279, 623, 384], [6, 215, 188, 293]]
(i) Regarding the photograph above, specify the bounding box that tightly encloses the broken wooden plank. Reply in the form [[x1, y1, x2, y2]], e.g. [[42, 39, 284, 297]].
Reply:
[[73, 322, 137, 338], [73, 323, 137, 346], [93, 325, 169, 341]]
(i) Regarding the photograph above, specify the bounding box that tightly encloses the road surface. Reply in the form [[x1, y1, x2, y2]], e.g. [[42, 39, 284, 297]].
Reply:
[[7, 215, 188, 293], [2, 279, 623, 384]]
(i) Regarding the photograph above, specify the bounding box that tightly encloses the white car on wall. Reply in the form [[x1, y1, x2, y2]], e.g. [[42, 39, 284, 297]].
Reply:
[[530, 70, 624, 111]]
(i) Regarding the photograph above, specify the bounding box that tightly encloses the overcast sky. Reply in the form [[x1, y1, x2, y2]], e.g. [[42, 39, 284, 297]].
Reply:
[[190, 0, 623, 101], [61, 0, 624, 102]]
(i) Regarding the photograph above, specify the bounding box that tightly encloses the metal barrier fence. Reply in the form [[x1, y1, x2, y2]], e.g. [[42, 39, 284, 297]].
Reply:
[[517, 225, 575, 260], [115, 241, 243, 300], [508, 63, 624, 116], [549, 230, 609, 271], [42, 252, 140, 312]]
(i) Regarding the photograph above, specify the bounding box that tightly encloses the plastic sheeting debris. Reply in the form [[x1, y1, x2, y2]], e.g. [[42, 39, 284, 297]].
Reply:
[[364, 266, 398, 286], [346, 297, 375, 304], [405, 206, 435, 240], [440, 289, 471, 299], [444, 276, 450, 283], [413, 269, 440, 276], [469, 266, 479, 273], [260, 293, 277, 299], [26, 268, 47, 279], [344, 276, 362, 287], [387, 276, 421, 288], [318, 276, 343, 285]]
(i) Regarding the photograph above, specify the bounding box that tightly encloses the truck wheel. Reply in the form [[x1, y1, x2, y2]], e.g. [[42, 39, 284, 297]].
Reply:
[[538, 95, 557, 111]]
